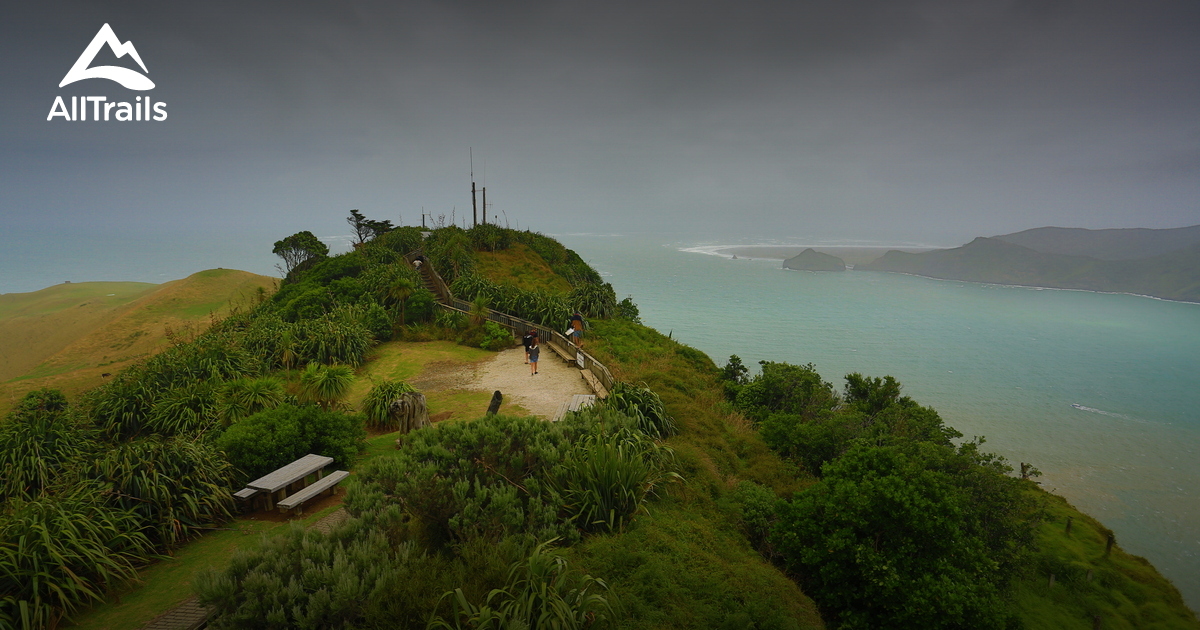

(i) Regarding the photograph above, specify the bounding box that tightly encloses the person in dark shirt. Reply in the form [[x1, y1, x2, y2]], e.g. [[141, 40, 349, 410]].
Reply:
[[522, 329, 536, 364]]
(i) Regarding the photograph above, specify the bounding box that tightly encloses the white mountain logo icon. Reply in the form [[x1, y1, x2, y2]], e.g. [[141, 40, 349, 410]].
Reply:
[[59, 23, 154, 91]]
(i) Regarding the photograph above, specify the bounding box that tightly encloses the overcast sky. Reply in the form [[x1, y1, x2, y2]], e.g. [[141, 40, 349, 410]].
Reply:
[[1, 0, 1198, 282]]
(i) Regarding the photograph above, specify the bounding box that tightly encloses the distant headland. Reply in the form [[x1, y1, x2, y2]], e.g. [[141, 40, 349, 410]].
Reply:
[[861, 225, 1200, 303]]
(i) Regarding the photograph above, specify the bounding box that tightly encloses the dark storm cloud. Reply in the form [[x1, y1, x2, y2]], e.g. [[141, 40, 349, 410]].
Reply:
[[1, 0, 1198, 250]]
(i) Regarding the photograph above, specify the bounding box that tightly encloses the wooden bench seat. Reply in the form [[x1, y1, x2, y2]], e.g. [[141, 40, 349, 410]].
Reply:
[[233, 487, 260, 500], [551, 394, 596, 422], [277, 470, 349, 513]]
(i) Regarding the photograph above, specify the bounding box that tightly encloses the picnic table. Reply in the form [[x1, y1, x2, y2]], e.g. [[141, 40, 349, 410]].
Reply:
[[234, 454, 336, 511]]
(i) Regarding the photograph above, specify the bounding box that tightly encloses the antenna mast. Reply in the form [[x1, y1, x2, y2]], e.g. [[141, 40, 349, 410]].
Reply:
[[471, 148, 478, 227]]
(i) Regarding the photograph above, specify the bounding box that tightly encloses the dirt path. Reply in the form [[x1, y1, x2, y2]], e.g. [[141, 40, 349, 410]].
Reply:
[[463, 346, 593, 419]]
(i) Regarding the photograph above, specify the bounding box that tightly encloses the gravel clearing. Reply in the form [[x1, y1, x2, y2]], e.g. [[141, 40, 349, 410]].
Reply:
[[463, 346, 594, 419]]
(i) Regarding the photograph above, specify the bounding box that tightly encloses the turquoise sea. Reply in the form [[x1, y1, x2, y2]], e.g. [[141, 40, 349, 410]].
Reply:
[[559, 233, 1200, 611]]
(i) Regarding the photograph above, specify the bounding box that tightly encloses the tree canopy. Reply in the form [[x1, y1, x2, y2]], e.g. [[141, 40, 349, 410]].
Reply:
[[272, 230, 329, 275]]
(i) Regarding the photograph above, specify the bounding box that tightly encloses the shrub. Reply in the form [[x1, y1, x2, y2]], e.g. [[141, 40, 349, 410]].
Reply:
[[0, 390, 93, 502], [361, 380, 426, 432], [145, 381, 221, 436], [466, 223, 512, 252], [219, 377, 286, 424], [569, 282, 617, 319], [215, 404, 365, 481], [91, 437, 236, 548], [295, 310, 374, 366], [479, 321, 512, 351], [598, 382, 677, 440], [196, 513, 446, 630], [297, 363, 356, 409], [348, 415, 575, 547], [429, 541, 613, 630], [372, 225, 424, 257], [0, 485, 153, 630], [729, 481, 779, 555], [616, 296, 641, 324], [405, 288, 436, 323], [554, 429, 681, 533], [734, 361, 839, 424], [771, 441, 1036, 629]]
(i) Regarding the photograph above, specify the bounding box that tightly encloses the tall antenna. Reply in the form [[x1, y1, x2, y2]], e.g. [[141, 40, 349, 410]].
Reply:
[[471, 148, 478, 227]]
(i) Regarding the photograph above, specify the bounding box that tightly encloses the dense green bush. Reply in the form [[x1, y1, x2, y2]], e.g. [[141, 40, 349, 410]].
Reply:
[[404, 288, 436, 323], [196, 510, 447, 630], [86, 334, 260, 439], [243, 309, 374, 368], [429, 541, 613, 630], [479, 321, 512, 351], [568, 282, 617, 319], [0, 390, 93, 501], [0, 485, 153, 630], [215, 404, 365, 481], [729, 480, 780, 556], [734, 361, 840, 424], [554, 428, 681, 534], [219, 377, 286, 424], [361, 380, 418, 431], [91, 437, 236, 548], [348, 415, 577, 547], [144, 381, 221, 436], [597, 382, 677, 440], [424, 227, 476, 283], [450, 274, 571, 328], [772, 441, 1036, 630], [615, 296, 641, 324], [757, 372, 961, 476], [466, 223, 512, 252], [297, 363, 356, 409]]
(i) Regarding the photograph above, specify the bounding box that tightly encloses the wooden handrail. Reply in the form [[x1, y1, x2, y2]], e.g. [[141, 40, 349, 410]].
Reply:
[[408, 247, 616, 395]]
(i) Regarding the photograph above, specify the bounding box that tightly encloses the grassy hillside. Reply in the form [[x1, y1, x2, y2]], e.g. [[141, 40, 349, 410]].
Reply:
[[474, 242, 574, 293], [0, 269, 275, 414], [1014, 492, 1198, 629], [862, 237, 1200, 302], [0, 281, 158, 382]]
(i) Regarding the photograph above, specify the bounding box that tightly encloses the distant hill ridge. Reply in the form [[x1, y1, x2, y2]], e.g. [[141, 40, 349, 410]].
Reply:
[[994, 225, 1200, 260], [861, 225, 1200, 303]]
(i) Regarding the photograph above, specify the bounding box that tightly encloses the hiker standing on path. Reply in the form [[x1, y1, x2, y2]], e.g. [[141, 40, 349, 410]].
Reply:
[[569, 311, 585, 349], [528, 338, 540, 375], [523, 329, 536, 364]]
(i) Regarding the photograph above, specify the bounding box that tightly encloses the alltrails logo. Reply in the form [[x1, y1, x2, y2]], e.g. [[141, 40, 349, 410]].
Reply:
[[47, 23, 167, 122]]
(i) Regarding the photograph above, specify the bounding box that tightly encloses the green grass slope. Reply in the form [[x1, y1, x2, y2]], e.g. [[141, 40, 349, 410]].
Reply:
[[1015, 491, 1198, 629], [0, 281, 158, 382], [0, 269, 275, 415]]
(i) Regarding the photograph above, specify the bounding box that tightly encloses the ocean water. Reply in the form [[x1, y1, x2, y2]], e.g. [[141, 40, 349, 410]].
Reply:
[[559, 233, 1200, 611]]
